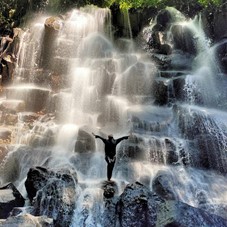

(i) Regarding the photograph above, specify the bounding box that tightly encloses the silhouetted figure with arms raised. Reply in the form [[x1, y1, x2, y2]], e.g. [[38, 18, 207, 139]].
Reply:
[[93, 133, 129, 181]]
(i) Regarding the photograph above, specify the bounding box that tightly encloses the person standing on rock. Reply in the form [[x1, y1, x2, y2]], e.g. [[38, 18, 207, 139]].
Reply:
[[92, 133, 129, 181]]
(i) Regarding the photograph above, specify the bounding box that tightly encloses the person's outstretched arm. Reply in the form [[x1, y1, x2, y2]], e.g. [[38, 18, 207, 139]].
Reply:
[[116, 136, 129, 145], [92, 133, 106, 143]]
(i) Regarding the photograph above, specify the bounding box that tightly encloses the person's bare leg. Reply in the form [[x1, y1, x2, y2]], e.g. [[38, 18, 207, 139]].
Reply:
[[107, 161, 115, 181]]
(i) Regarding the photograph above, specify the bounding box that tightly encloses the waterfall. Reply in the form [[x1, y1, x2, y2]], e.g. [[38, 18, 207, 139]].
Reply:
[[0, 5, 227, 225]]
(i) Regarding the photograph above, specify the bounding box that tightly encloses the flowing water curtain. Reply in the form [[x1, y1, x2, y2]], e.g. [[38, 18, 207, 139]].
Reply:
[[14, 18, 46, 83], [57, 8, 113, 125]]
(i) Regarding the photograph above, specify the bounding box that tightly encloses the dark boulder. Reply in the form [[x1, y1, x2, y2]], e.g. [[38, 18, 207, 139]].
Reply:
[[117, 182, 227, 226], [0, 183, 25, 219], [102, 180, 118, 199], [213, 7, 227, 41], [176, 105, 227, 174], [152, 170, 178, 200], [215, 39, 227, 73], [150, 53, 171, 70], [117, 182, 162, 227], [157, 199, 227, 226], [171, 24, 197, 55], [165, 138, 179, 165], [40, 17, 62, 69], [25, 166, 78, 226], [153, 79, 169, 105], [159, 43, 172, 55], [156, 9, 173, 31], [194, 134, 227, 174], [74, 129, 96, 153]]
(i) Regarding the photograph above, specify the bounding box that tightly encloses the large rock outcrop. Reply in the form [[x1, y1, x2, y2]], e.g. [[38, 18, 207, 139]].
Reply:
[[0, 183, 25, 219], [175, 105, 227, 174], [116, 182, 227, 227], [25, 166, 78, 226], [117, 182, 162, 227], [0, 214, 53, 227]]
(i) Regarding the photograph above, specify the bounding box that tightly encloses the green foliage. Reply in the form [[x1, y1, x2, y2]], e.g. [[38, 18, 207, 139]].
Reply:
[[197, 0, 221, 7], [0, 0, 223, 34], [105, 0, 222, 9], [0, 1, 15, 31]]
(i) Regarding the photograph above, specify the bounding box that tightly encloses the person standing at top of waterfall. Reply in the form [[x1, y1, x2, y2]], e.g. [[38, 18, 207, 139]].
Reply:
[[92, 133, 129, 181]]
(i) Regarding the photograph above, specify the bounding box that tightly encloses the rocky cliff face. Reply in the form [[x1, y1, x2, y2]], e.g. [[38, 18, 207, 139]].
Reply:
[[2, 178, 227, 226], [0, 3, 227, 227]]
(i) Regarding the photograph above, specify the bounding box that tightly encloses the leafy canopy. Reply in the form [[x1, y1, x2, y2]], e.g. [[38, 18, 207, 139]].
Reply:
[[104, 0, 222, 9]]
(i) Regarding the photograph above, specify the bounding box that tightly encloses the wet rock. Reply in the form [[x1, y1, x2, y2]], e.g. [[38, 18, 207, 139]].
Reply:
[[102, 180, 118, 199], [216, 39, 227, 73], [156, 200, 227, 227], [117, 182, 164, 227], [110, 5, 156, 38], [170, 51, 193, 70], [130, 106, 173, 134], [0, 128, 12, 144], [0, 183, 25, 219], [6, 86, 50, 112], [45, 16, 63, 31], [19, 112, 40, 123], [102, 181, 119, 227], [150, 53, 171, 70], [152, 170, 178, 200], [156, 9, 173, 31], [51, 57, 69, 76], [165, 138, 179, 165], [171, 24, 197, 55], [195, 135, 227, 174], [200, 203, 227, 221], [153, 79, 169, 105], [176, 105, 227, 174], [4, 113, 18, 125], [25, 166, 77, 200], [213, 8, 227, 41], [29, 133, 54, 147], [116, 182, 227, 226], [0, 214, 53, 226], [148, 30, 162, 50], [102, 197, 118, 227], [0, 146, 53, 185], [172, 75, 187, 101], [0, 100, 25, 113], [196, 189, 209, 207], [80, 33, 113, 58], [9, 206, 35, 217], [75, 129, 96, 153], [0, 59, 15, 85], [117, 134, 145, 161], [0, 145, 10, 163], [40, 17, 62, 69], [154, 73, 191, 105], [159, 43, 172, 55], [25, 166, 78, 226], [122, 144, 143, 160]]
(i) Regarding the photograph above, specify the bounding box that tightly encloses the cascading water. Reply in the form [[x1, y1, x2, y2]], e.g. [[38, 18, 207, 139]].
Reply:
[[0, 5, 227, 226]]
